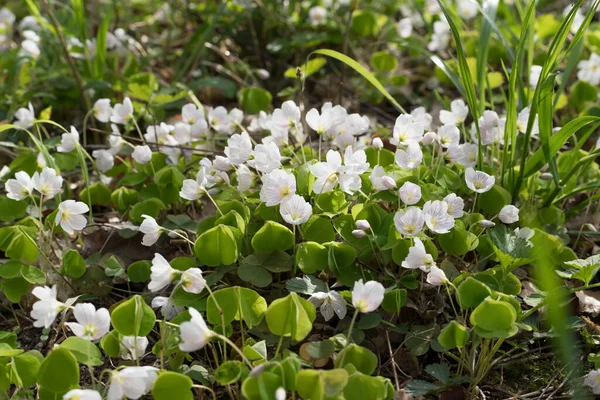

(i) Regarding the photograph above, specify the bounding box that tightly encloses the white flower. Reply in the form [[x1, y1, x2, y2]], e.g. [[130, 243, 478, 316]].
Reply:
[[427, 266, 448, 286], [56, 200, 89, 235], [181, 103, 208, 138], [120, 336, 148, 361], [447, 143, 478, 168], [343, 146, 370, 174], [465, 168, 495, 193], [516, 107, 539, 136], [236, 164, 253, 192], [57, 126, 80, 153], [410, 107, 432, 131], [140, 215, 162, 246], [370, 166, 392, 192], [31, 285, 66, 328], [144, 123, 174, 144], [423, 200, 455, 234], [148, 253, 178, 292], [308, 6, 327, 25], [93, 99, 112, 123], [352, 229, 366, 238], [92, 149, 114, 173], [428, 20, 450, 53], [180, 168, 208, 201], [499, 205, 519, 224], [13, 102, 35, 128], [311, 148, 366, 194], [37, 152, 51, 169], [442, 193, 465, 218], [65, 303, 110, 341], [110, 97, 133, 124], [473, 110, 502, 145], [63, 389, 102, 400], [21, 39, 40, 59], [308, 291, 347, 321], [515, 227, 534, 246], [345, 114, 370, 136], [529, 65, 542, 88], [352, 280, 385, 313], [224, 132, 253, 165], [108, 124, 125, 154], [437, 124, 460, 148], [260, 169, 296, 206], [107, 366, 158, 400], [397, 17, 413, 38], [457, 0, 478, 19], [306, 108, 333, 134], [356, 220, 371, 231], [584, 369, 600, 395], [6, 171, 33, 200], [32, 167, 63, 197], [395, 142, 423, 170], [151, 296, 184, 320], [578, 53, 600, 85], [270, 101, 301, 139], [399, 181, 421, 205], [132, 145, 152, 164], [275, 387, 286, 400], [280, 194, 312, 225], [0, 8, 15, 27], [391, 114, 423, 146], [439, 99, 469, 125], [250, 142, 281, 173], [402, 238, 436, 271], [180, 268, 206, 294], [394, 207, 424, 236], [208, 106, 232, 134], [372, 137, 384, 150], [179, 307, 214, 352]]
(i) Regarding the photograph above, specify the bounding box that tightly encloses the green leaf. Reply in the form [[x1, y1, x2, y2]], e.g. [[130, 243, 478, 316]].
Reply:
[[129, 198, 166, 223], [296, 369, 348, 400], [215, 360, 245, 385], [80, 183, 112, 206], [94, 12, 110, 79], [305, 340, 336, 359], [302, 215, 335, 243], [296, 242, 328, 274], [4, 277, 29, 303], [110, 295, 156, 337], [99, 330, 121, 357], [127, 260, 151, 283], [404, 379, 439, 397], [266, 292, 316, 341], [456, 277, 492, 309], [206, 286, 267, 328], [152, 371, 193, 400], [127, 72, 159, 102], [238, 87, 272, 113], [11, 351, 42, 387], [237, 260, 273, 288], [37, 348, 79, 394], [370, 51, 398, 72], [20, 265, 45, 284], [194, 225, 239, 267], [311, 49, 405, 113], [343, 372, 392, 400], [285, 275, 328, 295], [241, 371, 282, 400], [425, 363, 450, 384], [251, 221, 294, 253], [0, 196, 27, 222], [59, 337, 103, 366], [284, 57, 327, 79], [62, 249, 87, 279], [110, 187, 140, 213], [335, 344, 378, 375], [0, 343, 23, 357], [381, 289, 407, 313], [470, 298, 516, 332], [350, 10, 379, 37], [0, 260, 25, 278], [478, 185, 511, 214], [438, 321, 470, 350]]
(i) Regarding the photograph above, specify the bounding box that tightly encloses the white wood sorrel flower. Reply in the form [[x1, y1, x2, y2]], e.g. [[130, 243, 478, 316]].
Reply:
[[402, 238, 436, 271], [260, 169, 296, 206], [32, 167, 63, 197], [465, 167, 495, 193], [139, 214, 163, 246], [31, 285, 66, 328], [394, 206, 424, 237], [5, 171, 33, 201], [308, 290, 347, 321], [55, 200, 89, 235], [107, 366, 158, 400], [179, 307, 214, 352], [352, 279, 385, 313], [279, 194, 312, 225], [63, 389, 102, 400], [65, 303, 110, 341]]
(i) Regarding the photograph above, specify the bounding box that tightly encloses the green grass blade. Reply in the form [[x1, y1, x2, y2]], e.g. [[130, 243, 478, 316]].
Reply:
[[476, 0, 498, 114], [522, 116, 600, 179], [538, 75, 559, 185], [437, 0, 483, 169], [310, 49, 406, 114], [94, 13, 111, 80]]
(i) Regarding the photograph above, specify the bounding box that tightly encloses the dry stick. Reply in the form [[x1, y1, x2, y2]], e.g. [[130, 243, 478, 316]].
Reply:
[[42, 0, 90, 113], [385, 330, 400, 391]]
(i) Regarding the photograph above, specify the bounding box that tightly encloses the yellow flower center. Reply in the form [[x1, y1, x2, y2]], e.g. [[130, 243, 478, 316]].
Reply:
[[278, 186, 291, 199], [404, 224, 417, 234], [83, 323, 96, 337], [61, 209, 72, 222], [354, 299, 368, 312]]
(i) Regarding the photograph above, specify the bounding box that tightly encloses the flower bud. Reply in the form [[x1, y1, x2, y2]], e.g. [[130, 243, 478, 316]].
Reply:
[[372, 137, 384, 150], [352, 229, 367, 238], [422, 131, 437, 145], [256, 69, 270, 80], [478, 219, 496, 228], [382, 176, 397, 190], [540, 172, 553, 180], [356, 220, 371, 231]]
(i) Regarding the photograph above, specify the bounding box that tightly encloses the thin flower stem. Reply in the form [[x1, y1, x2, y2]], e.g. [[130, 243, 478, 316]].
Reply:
[[213, 333, 253, 368], [203, 189, 224, 216], [192, 385, 217, 400], [338, 309, 359, 366]]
